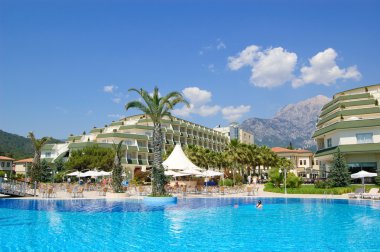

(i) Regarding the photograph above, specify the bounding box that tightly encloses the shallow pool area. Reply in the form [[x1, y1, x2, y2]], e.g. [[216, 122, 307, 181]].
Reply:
[[1, 197, 380, 251]]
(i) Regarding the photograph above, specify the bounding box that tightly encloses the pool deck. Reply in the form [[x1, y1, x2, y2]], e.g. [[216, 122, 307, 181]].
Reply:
[[0, 184, 353, 200]]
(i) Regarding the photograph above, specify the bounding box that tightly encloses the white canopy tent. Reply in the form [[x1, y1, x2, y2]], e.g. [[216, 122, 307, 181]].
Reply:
[[163, 144, 203, 171]]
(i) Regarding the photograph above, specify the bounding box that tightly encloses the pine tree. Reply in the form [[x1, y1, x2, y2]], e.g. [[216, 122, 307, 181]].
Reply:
[[328, 148, 351, 187]]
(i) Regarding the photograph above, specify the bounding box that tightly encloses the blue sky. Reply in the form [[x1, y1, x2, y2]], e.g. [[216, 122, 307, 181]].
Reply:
[[1, 0, 379, 139]]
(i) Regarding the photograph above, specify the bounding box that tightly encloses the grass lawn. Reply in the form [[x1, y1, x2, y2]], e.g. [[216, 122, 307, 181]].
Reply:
[[264, 183, 380, 195]]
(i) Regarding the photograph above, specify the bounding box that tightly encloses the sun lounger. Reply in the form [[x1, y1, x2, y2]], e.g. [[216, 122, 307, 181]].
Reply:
[[348, 188, 364, 199], [362, 188, 380, 199], [247, 186, 253, 196]]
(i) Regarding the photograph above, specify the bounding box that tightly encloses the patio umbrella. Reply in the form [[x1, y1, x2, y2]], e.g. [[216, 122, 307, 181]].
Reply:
[[98, 171, 111, 176], [351, 170, 378, 191], [67, 171, 84, 176]]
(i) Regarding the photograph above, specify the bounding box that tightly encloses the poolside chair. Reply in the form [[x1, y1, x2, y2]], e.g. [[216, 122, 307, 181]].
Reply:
[[348, 188, 365, 199], [362, 188, 380, 199], [138, 186, 145, 196], [219, 186, 225, 195], [76, 187, 84, 198], [247, 186, 253, 196], [101, 187, 108, 196], [371, 191, 380, 200], [67, 187, 74, 198], [181, 185, 187, 197]]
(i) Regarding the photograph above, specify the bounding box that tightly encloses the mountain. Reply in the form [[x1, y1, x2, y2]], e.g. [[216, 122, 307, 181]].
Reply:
[[240, 95, 331, 150], [0, 130, 63, 159]]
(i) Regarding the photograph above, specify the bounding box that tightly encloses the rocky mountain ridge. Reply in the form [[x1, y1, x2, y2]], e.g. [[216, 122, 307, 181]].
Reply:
[[240, 95, 330, 150]]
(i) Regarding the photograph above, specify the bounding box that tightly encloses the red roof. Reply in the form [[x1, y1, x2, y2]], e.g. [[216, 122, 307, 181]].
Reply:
[[271, 147, 311, 154], [0, 156, 15, 161], [14, 158, 33, 163]]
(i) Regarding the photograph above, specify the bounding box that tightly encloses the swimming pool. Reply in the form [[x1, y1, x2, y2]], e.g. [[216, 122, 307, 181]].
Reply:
[[0, 197, 379, 251]]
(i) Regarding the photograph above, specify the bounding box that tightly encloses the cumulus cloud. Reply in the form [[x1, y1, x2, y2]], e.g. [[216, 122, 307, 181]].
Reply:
[[228, 45, 297, 88], [222, 105, 251, 122], [198, 105, 221, 117], [292, 48, 361, 88], [229, 45, 361, 88], [173, 87, 250, 123], [228, 45, 259, 70], [103, 85, 117, 93], [182, 87, 212, 106], [173, 87, 219, 117]]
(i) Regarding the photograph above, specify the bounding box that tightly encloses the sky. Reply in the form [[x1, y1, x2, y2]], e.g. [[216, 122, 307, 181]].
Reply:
[[1, 0, 379, 139]]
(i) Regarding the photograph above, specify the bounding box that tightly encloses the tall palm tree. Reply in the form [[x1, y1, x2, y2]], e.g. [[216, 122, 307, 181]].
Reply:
[[224, 139, 243, 185], [112, 140, 125, 193], [28, 132, 50, 183], [125, 87, 189, 196]]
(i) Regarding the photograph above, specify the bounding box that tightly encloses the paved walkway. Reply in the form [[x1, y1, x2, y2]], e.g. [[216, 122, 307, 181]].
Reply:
[[1, 184, 351, 200]]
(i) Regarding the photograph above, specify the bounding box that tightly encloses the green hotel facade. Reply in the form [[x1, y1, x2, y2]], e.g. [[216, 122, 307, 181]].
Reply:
[[313, 84, 380, 178], [41, 115, 229, 179]]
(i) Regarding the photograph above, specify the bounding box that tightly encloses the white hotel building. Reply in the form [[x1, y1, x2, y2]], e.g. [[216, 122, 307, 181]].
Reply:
[[313, 84, 380, 178]]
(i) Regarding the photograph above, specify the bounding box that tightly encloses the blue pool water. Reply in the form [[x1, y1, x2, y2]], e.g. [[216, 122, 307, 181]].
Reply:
[[1, 197, 380, 251]]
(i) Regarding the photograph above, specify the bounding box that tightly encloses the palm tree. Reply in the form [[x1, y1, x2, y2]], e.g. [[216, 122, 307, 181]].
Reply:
[[125, 87, 189, 196], [224, 139, 243, 185], [28, 132, 50, 183], [112, 140, 125, 193]]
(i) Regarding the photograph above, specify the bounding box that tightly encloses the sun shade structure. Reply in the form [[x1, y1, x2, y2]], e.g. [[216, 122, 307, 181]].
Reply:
[[350, 170, 378, 179], [351, 170, 378, 191], [66, 171, 84, 177], [198, 170, 223, 177], [162, 144, 202, 171]]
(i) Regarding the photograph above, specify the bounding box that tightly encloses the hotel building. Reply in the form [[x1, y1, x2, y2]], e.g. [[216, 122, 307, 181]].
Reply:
[[41, 115, 229, 178], [214, 122, 254, 145], [313, 84, 380, 178], [271, 147, 319, 179]]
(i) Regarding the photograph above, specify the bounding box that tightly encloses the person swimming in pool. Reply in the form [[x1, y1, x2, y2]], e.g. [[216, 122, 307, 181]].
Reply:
[[256, 200, 263, 209]]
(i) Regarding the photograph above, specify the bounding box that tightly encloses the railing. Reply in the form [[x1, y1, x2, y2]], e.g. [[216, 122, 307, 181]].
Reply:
[[0, 178, 36, 197]]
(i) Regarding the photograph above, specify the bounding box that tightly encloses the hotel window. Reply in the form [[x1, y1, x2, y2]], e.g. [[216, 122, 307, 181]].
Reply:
[[299, 160, 302, 165], [7, 162, 10, 167], [327, 138, 332, 148], [356, 133, 373, 144], [45, 152, 51, 158], [1, 162, 4, 167], [303, 160, 306, 165]]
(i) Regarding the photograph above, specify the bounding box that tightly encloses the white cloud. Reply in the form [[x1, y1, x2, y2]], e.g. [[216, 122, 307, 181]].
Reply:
[[222, 105, 251, 122], [292, 48, 361, 88], [112, 97, 121, 104], [228, 45, 297, 88], [173, 87, 249, 123], [103, 85, 118, 93], [173, 87, 221, 118], [216, 39, 226, 50], [182, 87, 212, 106], [198, 105, 221, 117], [107, 113, 123, 119], [228, 45, 259, 70]]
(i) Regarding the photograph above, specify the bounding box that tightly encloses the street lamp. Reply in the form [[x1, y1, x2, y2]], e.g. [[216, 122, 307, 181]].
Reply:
[[279, 168, 287, 195]]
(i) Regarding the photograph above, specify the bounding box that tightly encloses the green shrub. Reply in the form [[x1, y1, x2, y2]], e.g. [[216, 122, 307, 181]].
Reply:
[[219, 178, 234, 187], [286, 173, 302, 188], [0, 171, 5, 178], [314, 180, 334, 189], [375, 175, 380, 185]]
